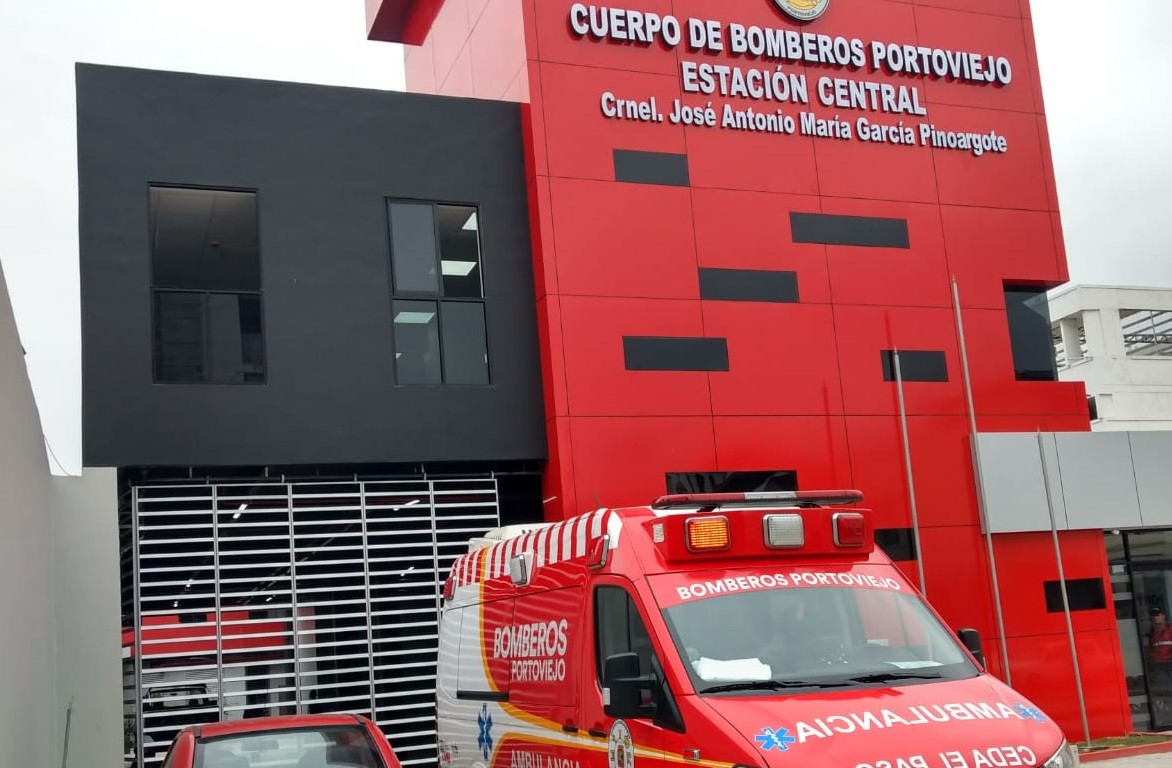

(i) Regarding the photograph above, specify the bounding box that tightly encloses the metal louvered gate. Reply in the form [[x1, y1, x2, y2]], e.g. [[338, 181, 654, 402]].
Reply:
[[125, 477, 499, 767]]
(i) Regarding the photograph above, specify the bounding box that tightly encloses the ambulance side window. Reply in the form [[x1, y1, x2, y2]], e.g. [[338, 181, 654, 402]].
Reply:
[[595, 586, 656, 682]]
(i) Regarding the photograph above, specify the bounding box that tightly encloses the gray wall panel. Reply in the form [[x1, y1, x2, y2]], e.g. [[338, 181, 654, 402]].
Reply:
[[77, 65, 544, 467], [975, 433, 1067, 533], [1130, 432, 1172, 527], [1054, 432, 1141, 530]]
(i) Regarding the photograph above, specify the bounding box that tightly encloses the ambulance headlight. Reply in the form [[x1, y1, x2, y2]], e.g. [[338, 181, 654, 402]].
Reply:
[[1041, 742, 1079, 768]]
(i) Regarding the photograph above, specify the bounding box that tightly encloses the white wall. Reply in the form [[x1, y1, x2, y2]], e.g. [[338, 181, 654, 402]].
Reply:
[[0, 260, 56, 766], [0, 258, 122, 767], [51, 469, 122, 768]]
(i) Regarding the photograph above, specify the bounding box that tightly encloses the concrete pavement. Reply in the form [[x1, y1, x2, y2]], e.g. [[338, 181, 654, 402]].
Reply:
[[1081, 756, 1170, 768]]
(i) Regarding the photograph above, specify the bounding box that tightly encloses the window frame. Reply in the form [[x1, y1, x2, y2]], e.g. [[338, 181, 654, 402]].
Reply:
[[385, 198, 492, 387], [147, 182, 267, 386]]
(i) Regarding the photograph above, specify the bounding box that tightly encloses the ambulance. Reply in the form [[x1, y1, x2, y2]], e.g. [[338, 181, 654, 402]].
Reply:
[[435, 491, 1079, 768]]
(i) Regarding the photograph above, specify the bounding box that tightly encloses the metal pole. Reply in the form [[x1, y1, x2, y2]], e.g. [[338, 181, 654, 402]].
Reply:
[[61, 698, 74, 768], [132, 486, 145, 764], [892, 349, 927, 596], [952, 277, 1013, 685], [213, 484, 225, 721], [1036, 432, 1092, 748]]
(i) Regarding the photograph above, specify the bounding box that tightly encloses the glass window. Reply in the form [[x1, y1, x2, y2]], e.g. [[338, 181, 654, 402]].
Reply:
[[437, 204, 483, 298], [151, 187, 260, 291], [393, 300, 441, 385], [389, 202, 440, 294], [595, 586, 658, 682], [1004, 286, 1058, 382], [150, 186, 265, 384], [154, 292, 206, 382], [154, 292, 264, 384], [441, 302, 489, 385], [662, 583, 977, 694], [387, 200, 489, 385]]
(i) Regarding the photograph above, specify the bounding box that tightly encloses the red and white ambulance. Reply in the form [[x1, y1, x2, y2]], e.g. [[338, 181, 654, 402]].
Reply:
[[436, 491, 1079, 768]]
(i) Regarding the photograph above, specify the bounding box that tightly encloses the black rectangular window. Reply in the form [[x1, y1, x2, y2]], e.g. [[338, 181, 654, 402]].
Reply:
[[698, 269, 799, 303], [150, 186, 264, 384], [1005, 285, 1058, 381], [790, 212, 910, 248], [1044, 578, 1107, 613], [613, 150, 690, 187], [881, 350, 948, 382], [387, 201, 489, 385], [623, 337, 729, 371], [875, 528, 918, 562], [666, 471, 797, 495]]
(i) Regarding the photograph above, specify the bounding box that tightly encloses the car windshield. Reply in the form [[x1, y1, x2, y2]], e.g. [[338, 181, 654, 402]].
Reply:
[[662, 584, 978, 694], [195, 725, 385, 768]]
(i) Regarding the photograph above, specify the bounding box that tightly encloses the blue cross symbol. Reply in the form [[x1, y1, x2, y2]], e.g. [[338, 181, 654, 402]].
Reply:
[[754, 727, 796, 752], [1013, 704, 1046, 723], [477, 704, 494, 760]]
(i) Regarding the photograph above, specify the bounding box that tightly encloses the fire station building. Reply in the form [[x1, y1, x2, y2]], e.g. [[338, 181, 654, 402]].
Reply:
[[75, 0, 1168, 763]]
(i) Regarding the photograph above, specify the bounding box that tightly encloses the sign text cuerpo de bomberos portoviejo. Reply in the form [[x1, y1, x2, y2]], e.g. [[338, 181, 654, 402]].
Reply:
[[569, 3, 1017, 157]]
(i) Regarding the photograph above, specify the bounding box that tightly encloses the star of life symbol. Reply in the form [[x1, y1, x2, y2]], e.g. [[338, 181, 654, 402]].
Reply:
[[477, 703, 495, 760], [754, 727, 797, 752], [1013, 704, 1046, 723]]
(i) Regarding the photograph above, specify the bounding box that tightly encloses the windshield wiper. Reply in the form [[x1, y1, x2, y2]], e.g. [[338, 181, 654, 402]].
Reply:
[[847, 671, 943, 684], [699, 679, 849, 694]]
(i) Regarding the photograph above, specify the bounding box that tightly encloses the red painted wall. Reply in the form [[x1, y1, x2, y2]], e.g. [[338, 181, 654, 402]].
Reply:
[[375, 0, 1129, 740]]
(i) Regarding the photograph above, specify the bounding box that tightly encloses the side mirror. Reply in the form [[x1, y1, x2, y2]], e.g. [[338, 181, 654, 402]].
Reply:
[[603, 653, 651, 719], [508, 553, 532, 587], [957, 628, 985, 670]]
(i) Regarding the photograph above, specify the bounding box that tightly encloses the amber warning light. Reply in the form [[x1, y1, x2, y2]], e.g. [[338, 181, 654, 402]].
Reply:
[[685, 516, 731, 552]]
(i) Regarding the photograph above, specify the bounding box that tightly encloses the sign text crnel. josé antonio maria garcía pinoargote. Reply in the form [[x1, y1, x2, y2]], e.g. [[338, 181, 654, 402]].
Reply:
[[569, 3, 1018, 157]]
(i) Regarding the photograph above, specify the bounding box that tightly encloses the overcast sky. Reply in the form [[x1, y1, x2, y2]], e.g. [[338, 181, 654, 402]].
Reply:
[[0, 0, 1168, 475]]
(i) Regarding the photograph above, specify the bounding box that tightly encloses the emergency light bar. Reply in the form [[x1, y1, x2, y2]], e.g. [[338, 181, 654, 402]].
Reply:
[[651, 490, 864, 510]]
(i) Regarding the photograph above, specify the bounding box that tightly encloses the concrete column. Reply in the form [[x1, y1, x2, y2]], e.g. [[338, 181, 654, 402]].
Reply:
[[1060, 316, 1084, 363]]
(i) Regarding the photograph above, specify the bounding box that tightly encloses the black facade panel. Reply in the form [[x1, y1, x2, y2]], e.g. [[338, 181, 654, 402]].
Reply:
[[880, 350, 949, 382], [875, 528, 918, 562], [666, 471, 798, 494], [1044, 578, 1107, 613], [613, 150, 691, 187], [790, 212, 910, 248], [77, 65, 545, 467], [698, 269, 799, 303], [624, 337, 729, 371]]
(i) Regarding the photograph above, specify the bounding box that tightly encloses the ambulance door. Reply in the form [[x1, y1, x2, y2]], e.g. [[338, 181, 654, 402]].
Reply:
[[454, 598, 515, 768], [502, 587, 585, 768], [582, 582, 676, 768]]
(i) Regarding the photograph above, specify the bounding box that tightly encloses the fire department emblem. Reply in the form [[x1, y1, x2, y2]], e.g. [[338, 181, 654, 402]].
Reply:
[[772, 0, 830, 22], [607, 720, 634, 768]]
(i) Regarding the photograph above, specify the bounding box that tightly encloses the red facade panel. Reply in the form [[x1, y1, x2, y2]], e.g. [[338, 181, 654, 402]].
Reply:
[[703, 302, 844, 416], [821, 199, 953, 307], [711, 416, 853, 489], [569, 416, 718, 515], [913, 6, 1035, 114], [941, 205, 1060, 309], [559, 296, 712, 417], [690, 189, 832, 303], [549, 178, 698, 300], [1006, 631, 1132, 738]]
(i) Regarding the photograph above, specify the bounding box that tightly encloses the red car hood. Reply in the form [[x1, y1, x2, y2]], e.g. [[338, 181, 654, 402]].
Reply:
[[700, 676, 1065, 768]]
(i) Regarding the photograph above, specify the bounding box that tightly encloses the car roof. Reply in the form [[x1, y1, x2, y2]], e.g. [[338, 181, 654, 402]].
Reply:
[[196, 714, 363, 739]]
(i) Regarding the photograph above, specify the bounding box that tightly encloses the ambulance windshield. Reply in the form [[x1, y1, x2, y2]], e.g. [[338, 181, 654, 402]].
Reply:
[[661, 583, 978, 694]]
